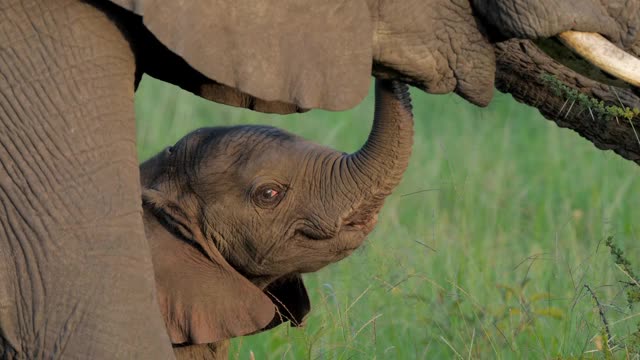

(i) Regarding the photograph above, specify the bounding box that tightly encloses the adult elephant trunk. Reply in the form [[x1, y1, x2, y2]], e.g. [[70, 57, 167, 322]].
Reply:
[[340, 79, 414, 226]]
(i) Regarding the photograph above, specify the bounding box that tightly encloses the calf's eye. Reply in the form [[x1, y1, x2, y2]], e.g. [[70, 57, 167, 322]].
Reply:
[[252, 184, 286, 209]]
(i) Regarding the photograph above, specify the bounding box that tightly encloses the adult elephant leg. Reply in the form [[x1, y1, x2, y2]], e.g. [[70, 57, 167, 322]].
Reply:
[[0, 1, 173, 358]]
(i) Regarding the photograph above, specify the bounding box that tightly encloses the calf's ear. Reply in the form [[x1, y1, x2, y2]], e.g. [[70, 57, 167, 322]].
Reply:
[[143, 189, 275, 344]]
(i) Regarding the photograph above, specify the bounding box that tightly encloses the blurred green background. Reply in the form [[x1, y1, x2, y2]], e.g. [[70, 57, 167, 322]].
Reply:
[[135, 76, 639, 359]]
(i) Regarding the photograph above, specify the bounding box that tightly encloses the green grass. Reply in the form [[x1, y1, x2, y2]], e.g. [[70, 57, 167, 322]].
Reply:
[[135, 76, 640, 359]]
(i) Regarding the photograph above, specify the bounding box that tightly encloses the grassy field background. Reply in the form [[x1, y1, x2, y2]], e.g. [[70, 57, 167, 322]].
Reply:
[[135, 76, 640, 359]]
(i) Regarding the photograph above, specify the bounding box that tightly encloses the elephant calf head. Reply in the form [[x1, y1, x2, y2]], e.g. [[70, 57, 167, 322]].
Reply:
[[138, 80, 414, 347]]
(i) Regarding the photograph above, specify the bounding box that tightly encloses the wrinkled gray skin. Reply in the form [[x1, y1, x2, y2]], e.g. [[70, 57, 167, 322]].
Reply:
[[140, 80, 413, 359], [0, 0, 638, 359]]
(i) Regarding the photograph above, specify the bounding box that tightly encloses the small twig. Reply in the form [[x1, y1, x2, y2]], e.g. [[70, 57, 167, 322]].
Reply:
[[611, 312, 640, 326], [611, 260, 640, 289], [558, 98, 570, 117], [584, 284, 613, 345], [373, 317, 377, 347], [467, 328, 476, 360], [345, 285, 372, 314], [414, 239, 437, 252], [612, 87, 626, 109], [606, 87, 640, 148], [439, 336, 464, 359], [564, 99, 576, 119], [401, 188, 440, 197], [490, 321, 516, 353], [353, 313, 383, 339], [385, 275, 413, 293], [627, 116, 640, 150], [512, 252, 547, 271]]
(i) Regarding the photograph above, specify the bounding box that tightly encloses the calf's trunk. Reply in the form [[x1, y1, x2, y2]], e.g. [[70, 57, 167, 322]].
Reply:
[[341, 79, 415, 224]]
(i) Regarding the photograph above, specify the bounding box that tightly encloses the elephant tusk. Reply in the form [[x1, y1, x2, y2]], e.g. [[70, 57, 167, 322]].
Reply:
[[558, 31, 640, 87]]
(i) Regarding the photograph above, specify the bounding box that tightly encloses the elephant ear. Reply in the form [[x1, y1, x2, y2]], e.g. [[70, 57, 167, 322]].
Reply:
[[262, 274, 311, 330], [109, 0, 372, 111], [142, 189, 275, 345]]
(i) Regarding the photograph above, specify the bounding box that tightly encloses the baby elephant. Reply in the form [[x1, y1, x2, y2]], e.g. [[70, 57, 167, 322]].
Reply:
[[139, 80, 414, 359]]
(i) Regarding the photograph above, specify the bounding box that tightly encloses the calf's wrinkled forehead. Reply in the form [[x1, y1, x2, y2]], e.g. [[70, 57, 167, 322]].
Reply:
[[180, 126, 295, 152], [175, 125, 301, 176]]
